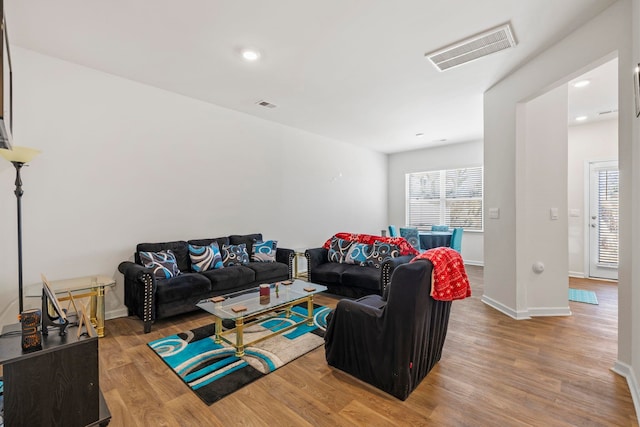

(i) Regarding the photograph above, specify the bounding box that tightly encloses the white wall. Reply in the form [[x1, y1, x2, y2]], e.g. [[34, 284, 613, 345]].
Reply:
[[516, 85, 570, 317], [387, 140, 484, 265], [567, 119, 618, 277], [484, 0, 638, 417], [0, 47, 387, 326]]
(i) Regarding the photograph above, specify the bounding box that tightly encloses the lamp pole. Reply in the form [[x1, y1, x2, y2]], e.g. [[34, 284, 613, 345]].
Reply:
[[12, 161, 25, 313], [1, 145, 41, 316]]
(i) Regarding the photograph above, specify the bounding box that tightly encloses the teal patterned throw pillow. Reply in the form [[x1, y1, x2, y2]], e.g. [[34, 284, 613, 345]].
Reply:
[[328, 237, 353, 263], [252, 240, 278, 262], [139, 250, 181, 279], [188, 242, 224, 272], [221, 243, 250, 266], [345, 242, 371, 265]]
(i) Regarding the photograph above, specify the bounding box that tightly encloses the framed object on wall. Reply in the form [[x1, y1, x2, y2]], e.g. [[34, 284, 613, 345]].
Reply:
[[635, 64, 640, 118]]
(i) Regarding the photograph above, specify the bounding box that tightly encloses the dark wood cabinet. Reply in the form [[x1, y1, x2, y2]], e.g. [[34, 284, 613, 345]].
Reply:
[[0, 324, 110, 426]]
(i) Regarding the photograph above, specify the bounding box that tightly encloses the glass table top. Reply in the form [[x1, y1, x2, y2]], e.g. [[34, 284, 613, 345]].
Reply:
[[196, 279, 327, 320]]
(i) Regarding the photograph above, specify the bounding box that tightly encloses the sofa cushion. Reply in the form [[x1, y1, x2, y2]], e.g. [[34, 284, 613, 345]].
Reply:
[[200, 265, 256, 292], [252, 240, 277, 262], [340, 265, 381, 291], [136, 241, 190, 272], [188, 242, 224, 272], [222, 243, 250, 266], [246, 261, 288, 283], [328, 237, 353, 263], [139, 250, 181, 279], [312, 262, 351, 285], [345, 242, 371, 265], [229, 233, 262, 258], [155, 272, 212, 304]]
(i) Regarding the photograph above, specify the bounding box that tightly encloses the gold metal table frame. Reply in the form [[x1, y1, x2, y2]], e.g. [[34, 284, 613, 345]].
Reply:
[[197, 280, 327, 357], [25, 275, 116, 337]]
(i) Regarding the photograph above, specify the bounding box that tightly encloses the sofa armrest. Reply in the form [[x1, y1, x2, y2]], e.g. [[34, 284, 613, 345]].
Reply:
[[305, 248, 329, 283], [276, 247, 295, 279], [381, 255, 415, 298], [118, 261, 156, 333]]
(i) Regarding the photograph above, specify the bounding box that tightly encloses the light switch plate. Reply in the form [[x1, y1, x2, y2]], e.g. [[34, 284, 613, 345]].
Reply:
[[489, 207, 500, 219], [550, 208, 559, 220]]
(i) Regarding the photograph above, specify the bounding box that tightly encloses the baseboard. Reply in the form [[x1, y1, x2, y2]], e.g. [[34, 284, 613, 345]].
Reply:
[[611, 360, 640, 423], [481, 294, 531, 320], [568, 270, 585, 278], [527, 306, 572, 317], [464, 259, 484, 267], [106, 307, 129, 320]]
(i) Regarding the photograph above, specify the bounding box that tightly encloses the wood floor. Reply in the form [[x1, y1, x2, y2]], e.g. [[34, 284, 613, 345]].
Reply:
[[99, 266, 638, 426]]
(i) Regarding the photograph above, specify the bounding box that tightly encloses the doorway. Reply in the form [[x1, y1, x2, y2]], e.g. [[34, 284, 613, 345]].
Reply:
[[588, 160, 619, 280]]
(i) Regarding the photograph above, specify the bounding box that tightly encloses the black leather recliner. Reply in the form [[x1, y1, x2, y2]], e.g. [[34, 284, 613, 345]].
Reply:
[[324, 260, 452, 400]]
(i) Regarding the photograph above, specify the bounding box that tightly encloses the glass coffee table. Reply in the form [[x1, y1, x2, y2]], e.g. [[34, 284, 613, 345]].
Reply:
[[196, 279, 327, 356]]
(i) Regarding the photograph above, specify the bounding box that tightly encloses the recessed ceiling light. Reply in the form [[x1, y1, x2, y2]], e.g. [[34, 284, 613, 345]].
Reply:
[[575, 116, 588, 121], [241, 49, 260, 61], [572, 80, 590, 88], [415, 133, 424, 137]]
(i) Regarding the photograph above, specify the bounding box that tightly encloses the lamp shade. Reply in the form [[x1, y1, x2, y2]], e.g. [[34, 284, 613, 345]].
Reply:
[[0, 146, 41, 164]]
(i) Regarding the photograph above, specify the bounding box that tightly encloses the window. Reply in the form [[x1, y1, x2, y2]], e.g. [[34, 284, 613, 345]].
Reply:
[[406, 166, 483, 231]]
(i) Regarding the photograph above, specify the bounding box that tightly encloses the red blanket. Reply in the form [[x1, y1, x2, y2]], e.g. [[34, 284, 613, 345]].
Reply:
[[322, 232, 419, 256], [411, 247, 471, 301]]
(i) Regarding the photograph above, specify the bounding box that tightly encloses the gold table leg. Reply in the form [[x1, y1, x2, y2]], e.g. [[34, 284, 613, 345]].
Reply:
[[235, 317, 245, 357], [214, 317, 222, 343], [307, 296, 314, 326], [94, 285, 106, 338]]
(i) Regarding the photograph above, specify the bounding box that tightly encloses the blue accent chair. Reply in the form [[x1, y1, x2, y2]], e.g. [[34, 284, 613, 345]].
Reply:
[[431, 225, 449, 232], [450, 228, 463, 252], [399, 227, 421, 252], [388, 225, 399, 237]]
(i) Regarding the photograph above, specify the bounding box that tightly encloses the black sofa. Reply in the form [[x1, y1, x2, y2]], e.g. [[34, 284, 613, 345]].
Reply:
[[118, 233, 294, 332], [305, 247, 413, 298], [324, 260, 452, 400]]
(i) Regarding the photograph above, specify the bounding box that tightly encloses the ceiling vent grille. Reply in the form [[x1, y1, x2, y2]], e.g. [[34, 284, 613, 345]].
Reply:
[[425, 23, 517, 71]]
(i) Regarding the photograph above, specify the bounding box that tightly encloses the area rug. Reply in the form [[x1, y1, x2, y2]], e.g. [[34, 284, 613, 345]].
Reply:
[[568, 288, 598, 305], [148, 303, 331, 405]]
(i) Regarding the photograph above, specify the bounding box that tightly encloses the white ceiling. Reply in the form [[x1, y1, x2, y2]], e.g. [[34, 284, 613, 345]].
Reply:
[[6, 0, 617, 153]]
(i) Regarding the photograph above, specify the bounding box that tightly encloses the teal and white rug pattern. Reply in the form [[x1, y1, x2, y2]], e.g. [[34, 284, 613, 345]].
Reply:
[[148, 303, 331, 405], [568, 288, 598, 305]]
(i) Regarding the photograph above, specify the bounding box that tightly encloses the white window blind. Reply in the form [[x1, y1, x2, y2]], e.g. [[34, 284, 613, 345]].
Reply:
[[597, 169, 618, 266], [406, 166, 483, 231]]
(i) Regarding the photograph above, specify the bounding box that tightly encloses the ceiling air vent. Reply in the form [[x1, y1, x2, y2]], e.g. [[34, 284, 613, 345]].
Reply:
[[256, 100, 277, 109], [425, 23, 517, 71]]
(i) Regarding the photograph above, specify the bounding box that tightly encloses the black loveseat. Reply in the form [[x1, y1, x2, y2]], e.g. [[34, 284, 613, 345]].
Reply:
[[324, 260, 452, 400], [305, 247, 413, 298], [118, 233, 294, 332]]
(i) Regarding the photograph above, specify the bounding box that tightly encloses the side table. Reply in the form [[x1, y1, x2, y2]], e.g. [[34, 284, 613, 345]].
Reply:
[[25, 275, 116, 337], [293, 249, 308, 280]]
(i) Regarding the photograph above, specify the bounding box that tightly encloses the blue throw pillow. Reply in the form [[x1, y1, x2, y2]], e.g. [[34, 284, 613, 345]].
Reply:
[[188, 242, 224, 272], [399, 227, 421, 252], [139, 250, 181, 279], [364, 242, 400, 269], [345, 242, 371, 265], [221, 243, 250, 266], [328, 237, 353, 263], [252, 240, 278, 262]]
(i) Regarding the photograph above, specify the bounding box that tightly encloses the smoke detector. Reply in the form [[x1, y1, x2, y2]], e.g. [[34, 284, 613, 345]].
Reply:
[[425, 23, 517, 71], [256, 100, 277, 109]]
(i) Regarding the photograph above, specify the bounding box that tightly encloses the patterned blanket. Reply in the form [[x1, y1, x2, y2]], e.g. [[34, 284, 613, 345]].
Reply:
[[322, 232, 419, 256], [411, 247, 471, 301]]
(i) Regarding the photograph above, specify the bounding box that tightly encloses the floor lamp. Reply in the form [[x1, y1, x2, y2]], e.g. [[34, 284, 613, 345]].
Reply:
[[0, 146, 41, 315]]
